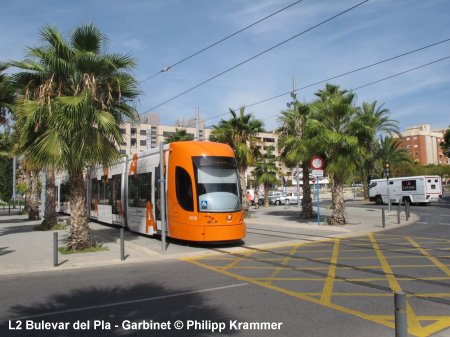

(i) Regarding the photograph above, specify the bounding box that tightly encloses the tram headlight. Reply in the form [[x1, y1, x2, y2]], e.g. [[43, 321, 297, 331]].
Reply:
[[226, 214, 232, 221]]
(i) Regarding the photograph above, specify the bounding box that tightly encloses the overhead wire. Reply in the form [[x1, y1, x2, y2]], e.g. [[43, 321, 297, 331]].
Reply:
[[245, 37, 450, 109], [143, 0, 370, 113], [257, 54, 450, 124], [139, 0, 306, 83], [177, 38, 450, 128]]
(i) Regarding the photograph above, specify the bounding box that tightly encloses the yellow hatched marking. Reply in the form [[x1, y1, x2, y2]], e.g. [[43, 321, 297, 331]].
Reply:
[[265, 244, 301, 285], [219, 247, 261, 271], [220, 257, 246, 271], [184, 256, 396, 330], [320, 239, 340, 304], [368, 234, 422, 333], [406, 237, 450, 277], [184, 233, 450, 337], [368, 234, 402, 292]]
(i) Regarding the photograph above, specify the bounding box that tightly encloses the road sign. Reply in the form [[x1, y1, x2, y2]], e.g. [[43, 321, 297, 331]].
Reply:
[[312, 169, 324, 177], [310, 156, 324, 170]]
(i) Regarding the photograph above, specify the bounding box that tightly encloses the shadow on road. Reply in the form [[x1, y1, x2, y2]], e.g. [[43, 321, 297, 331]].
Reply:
[[1, 282, 241, 337], [0, 247, 14, 256]]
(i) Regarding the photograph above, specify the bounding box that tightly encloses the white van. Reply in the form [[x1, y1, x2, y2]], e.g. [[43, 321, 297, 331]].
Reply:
[[369, 175, 442, 205]]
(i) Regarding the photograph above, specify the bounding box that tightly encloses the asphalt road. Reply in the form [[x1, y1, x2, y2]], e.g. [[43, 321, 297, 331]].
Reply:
[[0, 196, 449, 337]]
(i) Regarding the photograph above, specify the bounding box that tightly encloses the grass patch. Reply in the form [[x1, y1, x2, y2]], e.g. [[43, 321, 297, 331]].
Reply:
[[58, 243, 109, 255], [33, 222, 68, 231]]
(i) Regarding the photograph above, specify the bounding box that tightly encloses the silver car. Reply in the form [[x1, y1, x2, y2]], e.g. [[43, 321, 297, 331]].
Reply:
[[269, 192, 302, 205]]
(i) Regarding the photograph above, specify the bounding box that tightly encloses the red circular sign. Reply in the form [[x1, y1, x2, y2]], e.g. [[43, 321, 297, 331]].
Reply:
[[310, 156, 324, 169]]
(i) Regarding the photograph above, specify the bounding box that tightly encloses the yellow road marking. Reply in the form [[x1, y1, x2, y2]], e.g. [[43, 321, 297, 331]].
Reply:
[[184, 256, 396, 330], [369, 234, 425, 333], [184, 233, 450, 337], [320, 239, 340, 304], [265, 244, 300, 285], [406, 237, 450, 277], [368, 234, 402, 292]]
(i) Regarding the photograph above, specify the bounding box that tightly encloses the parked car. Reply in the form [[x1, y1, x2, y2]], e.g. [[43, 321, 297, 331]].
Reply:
[[269, 192, 302, 205]]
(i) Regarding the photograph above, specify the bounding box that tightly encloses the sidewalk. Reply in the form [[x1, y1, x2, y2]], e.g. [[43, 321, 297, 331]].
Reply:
[[0, 201, 418, 276]]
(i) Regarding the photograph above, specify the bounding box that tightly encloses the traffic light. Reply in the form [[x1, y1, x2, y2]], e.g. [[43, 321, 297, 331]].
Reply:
[[384, 161, 390, 177]]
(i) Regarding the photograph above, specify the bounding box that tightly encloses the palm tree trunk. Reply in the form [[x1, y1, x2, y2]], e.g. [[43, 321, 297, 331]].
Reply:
[[330, 178, 336, 209], [67, 172, 92, 250], [22, 170, 31, 213], [28, 170, 40, 220], [362, 175, 370, 200], [329, 176, 346, 225], [264, 183, 270, 207], [41, 169, 57, 229], [300, 160, 314, 219]]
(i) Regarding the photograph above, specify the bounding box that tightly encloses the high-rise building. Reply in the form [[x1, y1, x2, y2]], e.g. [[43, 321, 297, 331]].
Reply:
[[396, 124, 448, 165]]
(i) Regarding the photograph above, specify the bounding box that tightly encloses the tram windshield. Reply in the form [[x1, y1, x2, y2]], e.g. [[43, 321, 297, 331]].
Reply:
[[193, 156, 242, 212]]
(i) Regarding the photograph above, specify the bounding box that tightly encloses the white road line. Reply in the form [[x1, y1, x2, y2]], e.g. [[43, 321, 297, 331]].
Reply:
[[419, 214, 431, 216], [2, 283, 248, 322], [417, 222, 428, 225]]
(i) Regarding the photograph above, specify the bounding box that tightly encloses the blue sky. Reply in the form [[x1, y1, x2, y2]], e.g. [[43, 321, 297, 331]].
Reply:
[[2, 0, 450, 132]]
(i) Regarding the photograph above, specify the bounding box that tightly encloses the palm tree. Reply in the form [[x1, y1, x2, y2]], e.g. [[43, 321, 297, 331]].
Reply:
[[0, 132, 13, 201], [278, 101, 315, 218], [374, 136, 412, 177], [210, 107, 264, 204], [356, 101, 400, 198], [0, 63, 15, 125], [165, 128, 194, 143], [11, 24, 140, 249], [253, 146, 278, 206], [310, 84, 363, 225]]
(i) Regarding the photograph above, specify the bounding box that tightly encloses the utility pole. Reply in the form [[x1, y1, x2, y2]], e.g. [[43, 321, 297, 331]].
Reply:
[[12, 156, 16, 208], [287, 78, 300, 207]]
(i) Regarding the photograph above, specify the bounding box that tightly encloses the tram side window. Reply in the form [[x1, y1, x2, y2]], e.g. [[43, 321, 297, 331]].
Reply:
[[175, 167, 193, 211], [99, 176, 111, 205], [128, 172, 152, 208], [60, 183, 70, 203], [91, 179, 99, 210], [111, 174, 122, 214]]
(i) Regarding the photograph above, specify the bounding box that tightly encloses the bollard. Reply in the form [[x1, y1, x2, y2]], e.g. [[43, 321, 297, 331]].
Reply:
[[285, 199, 290, 208], [382, 208, 386, 228], [8, 204, 10, 214], [406, 201, 410, 221], [120, 227, 125, 261], [53, 232, 58, 267], [395, 291, 407, 337], [397, 204, 401, 224]]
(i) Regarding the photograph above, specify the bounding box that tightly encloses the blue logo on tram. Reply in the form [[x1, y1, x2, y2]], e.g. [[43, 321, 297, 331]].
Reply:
[[200, 200, 208, 209]]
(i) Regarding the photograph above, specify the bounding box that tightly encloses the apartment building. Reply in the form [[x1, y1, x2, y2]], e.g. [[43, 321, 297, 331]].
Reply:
[[118, 114, 288, 188], [396, 124, 449, 165], [118, 112, 210, 155]]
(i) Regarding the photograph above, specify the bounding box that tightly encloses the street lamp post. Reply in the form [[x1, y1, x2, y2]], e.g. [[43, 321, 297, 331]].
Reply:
[[385, 161, 391, 212]]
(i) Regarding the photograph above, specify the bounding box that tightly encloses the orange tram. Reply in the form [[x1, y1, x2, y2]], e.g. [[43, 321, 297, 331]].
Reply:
[[56, 141, 246, 242]]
